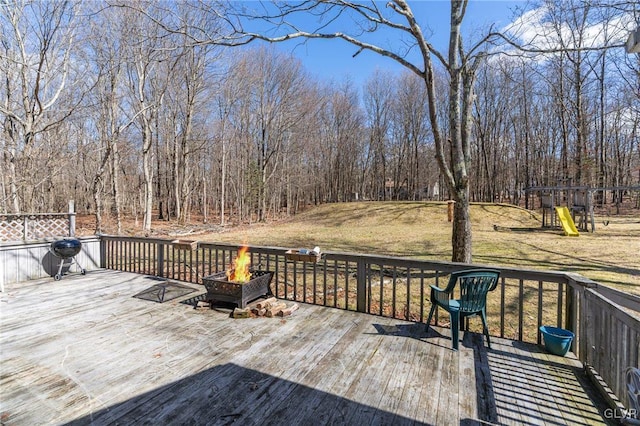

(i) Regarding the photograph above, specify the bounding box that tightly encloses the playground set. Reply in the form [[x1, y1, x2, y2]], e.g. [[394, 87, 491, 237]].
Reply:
[[526, 185, 640, 236]]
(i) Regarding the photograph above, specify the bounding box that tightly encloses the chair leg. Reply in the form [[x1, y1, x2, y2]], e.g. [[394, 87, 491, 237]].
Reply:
[[450, 312, 460, 351], [426, 304, 436, 332], [480, 309, 491, 349]]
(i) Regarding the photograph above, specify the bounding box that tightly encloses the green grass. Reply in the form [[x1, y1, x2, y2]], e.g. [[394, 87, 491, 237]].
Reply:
[[200, 201, 640, 293]]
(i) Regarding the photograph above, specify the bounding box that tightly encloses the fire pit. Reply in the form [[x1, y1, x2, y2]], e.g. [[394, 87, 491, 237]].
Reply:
[[203, 270, 274, 308]]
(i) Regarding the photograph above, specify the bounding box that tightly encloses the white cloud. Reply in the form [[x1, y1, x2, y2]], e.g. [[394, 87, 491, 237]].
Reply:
[[500, 4, 634, 54]]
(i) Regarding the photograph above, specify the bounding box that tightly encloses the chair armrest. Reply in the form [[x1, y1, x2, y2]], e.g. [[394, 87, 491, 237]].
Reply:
[[430, 284, 451, 306]]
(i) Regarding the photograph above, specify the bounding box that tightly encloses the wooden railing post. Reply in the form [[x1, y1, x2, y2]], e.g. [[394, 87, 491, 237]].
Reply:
[[565, 285, 576, 350], [566, 274, 597, 363], [157, 243, 165, 277], [356, 259, 366, 313], [23, 215, 28, 241], [99, 236, 106, 268], [68, 200, 76, 237]]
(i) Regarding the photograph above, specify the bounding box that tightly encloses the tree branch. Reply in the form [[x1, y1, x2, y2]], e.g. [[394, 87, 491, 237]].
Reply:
[[489, 31, 626, 55]]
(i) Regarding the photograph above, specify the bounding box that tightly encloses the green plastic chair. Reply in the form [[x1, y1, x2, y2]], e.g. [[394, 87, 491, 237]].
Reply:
[[426, 269, 500, 350]]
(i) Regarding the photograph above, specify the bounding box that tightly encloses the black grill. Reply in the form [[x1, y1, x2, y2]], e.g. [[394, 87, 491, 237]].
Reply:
[[50, 238, 82, 259], [50, 238, 85, 280]]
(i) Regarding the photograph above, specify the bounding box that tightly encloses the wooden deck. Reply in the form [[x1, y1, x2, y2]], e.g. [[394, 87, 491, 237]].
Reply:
[[1, 270, 608, 425]]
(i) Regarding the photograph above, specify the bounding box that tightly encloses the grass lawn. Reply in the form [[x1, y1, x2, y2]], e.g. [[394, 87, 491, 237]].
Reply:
[[201, 201, 640, 293]]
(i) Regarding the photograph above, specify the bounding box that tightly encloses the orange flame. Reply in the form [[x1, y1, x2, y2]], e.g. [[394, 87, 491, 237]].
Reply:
[[226, 246, 251, 283]]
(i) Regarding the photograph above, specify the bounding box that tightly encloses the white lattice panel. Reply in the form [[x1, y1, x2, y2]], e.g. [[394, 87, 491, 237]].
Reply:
[[0, 214, 70, 242], [27, 215, 69, 240], [0, 216, 25, 242]]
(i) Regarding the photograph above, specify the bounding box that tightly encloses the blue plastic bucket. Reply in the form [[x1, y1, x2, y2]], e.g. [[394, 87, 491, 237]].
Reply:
[[540, 326, 574, 356]]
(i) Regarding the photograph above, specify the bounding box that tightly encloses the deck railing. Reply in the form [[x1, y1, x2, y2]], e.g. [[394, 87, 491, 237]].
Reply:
[[99, 235, 640, 415]]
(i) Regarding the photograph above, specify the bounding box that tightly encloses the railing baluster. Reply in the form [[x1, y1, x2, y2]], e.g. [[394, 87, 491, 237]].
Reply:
[[120, 240, 124, 271], [379, 266, 384, 316], [419, 269, 425, 323], [344, 262, 349, 310], [333, 260, 338, 308], [271, 254, 277, 294], [367, 264, 372, 314], [283, 257, 289, 300], [557, 283, 564, 329], [312, 261, 318, 305], [125, 240, 130, 272], [406, 268, 411, 321], [500, 276, 506, 338], [356, 260, 366, 313], [389, 266, 395, 319], [303, 261, 307, 303], [193, 246, 199, 283], [323, 259, 327, 306], [157, 243, 164, 277], [537, 281, 543, 345], [293, 261, 298, 301], [518, 279, 524, 340]]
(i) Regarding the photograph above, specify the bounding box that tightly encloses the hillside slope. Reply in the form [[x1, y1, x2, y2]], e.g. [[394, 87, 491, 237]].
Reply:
[[202, 201, 638, 291]]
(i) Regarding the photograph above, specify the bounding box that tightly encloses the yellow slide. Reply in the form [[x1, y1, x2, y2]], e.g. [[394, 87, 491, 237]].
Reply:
[[555, 206, 580, 236]]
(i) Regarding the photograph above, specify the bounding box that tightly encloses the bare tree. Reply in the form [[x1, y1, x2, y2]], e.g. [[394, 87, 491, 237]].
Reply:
[[0, 0, 80, 213], [208, 0, 495, 262], [85, 5, 133, 233], [495, 0, 637, 189], [391, 71, 431, 201], [118, 2, 173, 232], [221, 47, 314, 222], [317, 80, 364, 203], [364, 70, 394, 201], [212, 72, 237, 226]]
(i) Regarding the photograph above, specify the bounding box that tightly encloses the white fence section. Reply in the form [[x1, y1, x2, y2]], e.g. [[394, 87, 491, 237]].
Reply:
[[0, 201, 76, 243], [0, 236, 101, 291]]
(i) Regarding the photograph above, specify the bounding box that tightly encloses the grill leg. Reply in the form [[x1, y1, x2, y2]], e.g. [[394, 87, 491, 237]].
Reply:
[[71, 256, 85, 275], [55, 258, 66, 280], [54, 256, 85, 280]]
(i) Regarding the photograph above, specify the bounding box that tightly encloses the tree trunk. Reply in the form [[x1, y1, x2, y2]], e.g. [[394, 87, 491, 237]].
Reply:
[[7, 141, 20, 213], [451, 188, 471, 263], [220, 138, 227, 226], [111, 139, 123, 234], [142, 124, 154, 232], [445, 0, 475, 263]]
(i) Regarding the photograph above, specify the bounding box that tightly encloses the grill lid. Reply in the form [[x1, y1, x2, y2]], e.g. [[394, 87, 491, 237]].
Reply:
[[50, 238, 82, 259]]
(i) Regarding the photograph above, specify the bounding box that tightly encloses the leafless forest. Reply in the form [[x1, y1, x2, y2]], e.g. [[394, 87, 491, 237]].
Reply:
[[1, 1, 639, 234]]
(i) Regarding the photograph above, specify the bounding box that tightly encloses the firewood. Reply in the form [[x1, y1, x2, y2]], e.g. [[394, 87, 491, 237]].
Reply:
[[256, 297, 278, 309], [246, 299, 264, 310], [265, 302, 287, 317], [278, 303, 299, 317], [251, 307, 267, 316], [232, 307, 251, 319]]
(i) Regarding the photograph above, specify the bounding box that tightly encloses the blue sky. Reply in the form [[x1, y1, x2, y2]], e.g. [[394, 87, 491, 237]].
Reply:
[[245, 1, 529, 85]]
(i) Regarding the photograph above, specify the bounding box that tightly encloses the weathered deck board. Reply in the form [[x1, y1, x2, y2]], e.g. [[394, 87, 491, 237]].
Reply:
[[0, 270, 607, 425]]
